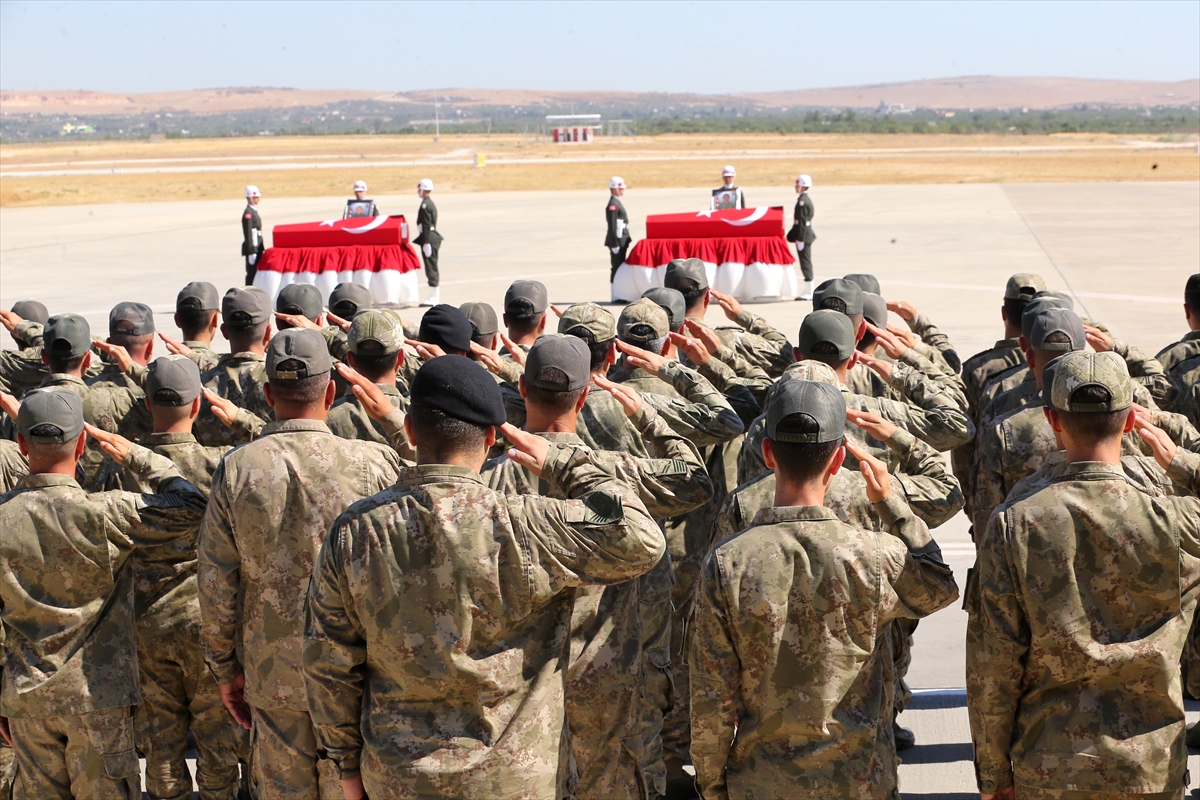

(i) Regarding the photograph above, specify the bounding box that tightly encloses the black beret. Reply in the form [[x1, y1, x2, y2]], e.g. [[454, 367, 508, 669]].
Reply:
[[418, 304, 473, 354], [409, 355, 506, 427]]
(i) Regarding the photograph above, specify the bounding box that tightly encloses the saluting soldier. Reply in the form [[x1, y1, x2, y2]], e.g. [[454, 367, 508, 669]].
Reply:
[[788, 174, 817, 299], [343, 180, 381, 219], [414, 178, 443, 307], [241, 185, 264, 287], [605, 176, 631, 282]]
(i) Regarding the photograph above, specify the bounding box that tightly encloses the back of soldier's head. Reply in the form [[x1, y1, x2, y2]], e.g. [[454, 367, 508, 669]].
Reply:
[[642, 287, 687, 333], [18, 388, 86, 464], [618, 299, 670, 356], [522, 335, 591, 416], [108, 302, 156, 358], [663, 258, 709, 310], [418, 305, 473, 356], [1186, 273, 1200, 320], [347, 310, 403, 382], [265, 328, 332, 408], [408, 355, 506, 462], [765, 380, 846, 485], [275, 283, 323, 326], [145, 355, 203, 427], [222, 287, 272, 351], [559, 302, 617, 371], [1048, 351, 1133, 447], [43, 313, 92, 374], [1002, 273, 1046, 327], [176, 282, 220, 339], [1027, 308, 1085, 373], [797, 310, 856, 369], [504, 281, 549, 338], [459, 302, 499, 348]]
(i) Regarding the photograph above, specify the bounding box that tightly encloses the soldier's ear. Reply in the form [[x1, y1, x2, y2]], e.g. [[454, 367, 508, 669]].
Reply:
[[827, 444, 846, 479], [189, 396, 202, 420], [761, 438, 776, 471], [323, 379, 336, 411], [576, 386, 590, 412], [518, 376, 528, 400], [606, 341, 618, 366], [263, 382, 275, 409]]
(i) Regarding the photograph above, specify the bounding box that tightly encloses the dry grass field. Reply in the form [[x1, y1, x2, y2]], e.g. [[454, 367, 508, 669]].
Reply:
[[2, 132, 1196, 207]]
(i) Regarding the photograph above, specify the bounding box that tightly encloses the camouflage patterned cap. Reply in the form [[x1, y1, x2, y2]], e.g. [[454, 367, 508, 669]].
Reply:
[[812, 278, 864, 316], [276, 283, 323, 320], [766, 380, 846, 444], [844, 273, 881, 295], [642, 287, 687, 330], [266, 328, 332, 380], [44, 313, 92, 358], [17, 387, 84, 444], [348, 309, 402, 356], [862, 292, 889, 329], [767, 359, 841, 406], [617, 298, 670, 345], [1029, 307, 1085, 352], [664, 258, 709, 293], [459, 302, 499, 337], [1050, 351, 1132, 413], [559, 302, 617, 344], [328, 283, 373, 319], [222, 287, 271, 329], [109, 301, 155, 336], [525, 335, 590, 392], [1020, 295, 1071, 340], [10, 299, 49, 325], [146, 355, 203, 406], [797, 309, 856, 361], [176, 281, 220, 312], [1004, 273, 1047, 301]]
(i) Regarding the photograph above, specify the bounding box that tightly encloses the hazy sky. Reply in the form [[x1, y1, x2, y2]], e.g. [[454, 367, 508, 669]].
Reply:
[[2, 0, 1197, 94]]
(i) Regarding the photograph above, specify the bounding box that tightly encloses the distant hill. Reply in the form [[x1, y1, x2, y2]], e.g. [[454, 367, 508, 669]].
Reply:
[[3, 76, 1197, 116]]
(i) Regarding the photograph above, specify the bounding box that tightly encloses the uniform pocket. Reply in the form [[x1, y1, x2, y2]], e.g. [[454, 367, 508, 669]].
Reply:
[[102, 748, 139, 780]]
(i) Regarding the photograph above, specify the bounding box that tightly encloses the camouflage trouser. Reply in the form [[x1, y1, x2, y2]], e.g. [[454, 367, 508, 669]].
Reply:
[[638, 553, 675, 797], [137, 624, 249, 799], [0, 741, 15, 799], [660, 554, 703, 765], [566, 681, 644, 800], [1017, 789, 1183, 800], [890, 618, 918, 715], [250, 706, 342, 800], [10, 705, 140, 800], [1185, 609, 1200, 699]]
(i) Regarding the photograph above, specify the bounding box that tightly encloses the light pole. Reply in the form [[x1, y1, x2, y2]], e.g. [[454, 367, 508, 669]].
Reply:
[[434, 102, 441, 142]]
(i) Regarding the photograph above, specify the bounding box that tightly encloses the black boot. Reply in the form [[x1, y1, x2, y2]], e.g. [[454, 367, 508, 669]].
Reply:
[[894, 720, 916, 751]]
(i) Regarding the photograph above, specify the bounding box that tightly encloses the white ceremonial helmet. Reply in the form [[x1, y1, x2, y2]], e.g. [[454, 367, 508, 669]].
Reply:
[[796, 174, 813, 188], [417, 178, 434, 192], [610, 176, 626, 189], [245, 185, 261, 199], [353, 180, 368, 192], [722, 165, 736, 177]]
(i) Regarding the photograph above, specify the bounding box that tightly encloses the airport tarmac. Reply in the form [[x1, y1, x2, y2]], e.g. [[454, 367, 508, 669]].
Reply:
[[2, 180, 1198, 797]]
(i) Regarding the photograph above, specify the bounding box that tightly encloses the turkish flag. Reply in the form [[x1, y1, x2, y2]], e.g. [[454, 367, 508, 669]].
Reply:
[[272, 215, 411, 248], [645, 206, 785, 239]]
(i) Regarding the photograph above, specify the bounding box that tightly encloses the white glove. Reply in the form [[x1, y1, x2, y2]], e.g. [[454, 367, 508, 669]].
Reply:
[[422, 243, 432, 257], [796, 243, 805, 252], [611, 247, 620, 254], [248, 254, 258, 265]]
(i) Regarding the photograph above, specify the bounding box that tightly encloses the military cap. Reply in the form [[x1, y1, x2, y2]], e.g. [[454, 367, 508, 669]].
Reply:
[[525, 335, 590, 392], [797, 309, 856, 361], [17, 388, 85, 444], [1186, 273, 1200, 305], [1004, 273, 1047, 301], [418, 304, 473, 354], [266, 328, 332, 380], [1033, 290, 1075, 311], [1020, 295, 1071, 340], [1050, 351, 1132, 413], [617, 298, 670, 345], [276, 283, 323, 320], [459, 302, 499, 338], [329, 283, 373, 319], [10, 299, 48, 325], [558, 302, 616, 344], [766, 360, 841, 406], [222, 287, 271, 329], [44, 314, 92, 358], [664, 258, 709, 293], [348, 310, 402, 356], [109, 302, 155, 336], [642, 287, 687, 330], [1029, 307, 1085, 352], [812, 278, 864, 317], [410, 354, 506, 427], [176, 281, 220, 312], [861, 292, 889, 329], [766, 380, 846, 444], [146, 355, 202, 406], [504, 280, 549, 319], [844, 273, 882, 295], [1040, 354, 1068, 408]]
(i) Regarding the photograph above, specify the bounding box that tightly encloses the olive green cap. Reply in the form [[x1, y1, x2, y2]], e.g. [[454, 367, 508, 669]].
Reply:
[[861, 292, 888, 329], [1040, 354, 1068, 407], [176, 281, 220, 312], [17, 388, 84, 444], [222, 287, 271, 329], [664, 258, 709, 292], [1020, 295, 1071, 340], [617, 298, 670, 345], [459, 302, 499, 337], [642, 287, 687, 330], [1004, 273, 1047, 301], [504, 280, 548, 319], [44, 314, 92, 358], [1029, 307, 1085, 352], [797, 310, 856, 361], [767, 360, 841, 406], [109, 301, 155, 336], [10, 300, 48, 325], [812, 278, 864, 316], [766, 380, 847, 444], [276, 283, 323, 320], [348, 310, 402, 356], [146, 355, 202, 406], [329, 283, 373, 319], [559, 302, 616, 344], [1049, 351, 1132, 413], [266, 328, 332, 380], [1034, 290, 1075, 311], [525, 335, 591, 392], [844, 273, 881, 295]]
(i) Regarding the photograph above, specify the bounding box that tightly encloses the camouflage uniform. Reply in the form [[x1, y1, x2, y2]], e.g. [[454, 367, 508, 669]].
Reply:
[[100, 431, 250, 800], [903, 309, 962, 374], [193, 352, 273, 448], [326, 383, 410, 447], [0, 446, 207, 800], [199, 417, 403, 799], [37, 372, 142, 491], [715, 309, 796, 377], [480, 404, 710, 800], [0, 439, 27, 491], [303, 443, 666, 800], [183, 341, 222, 374], [690, 494, 959, 800], [966, 455, 1200, 798], [1157, 330, 1200, 425]]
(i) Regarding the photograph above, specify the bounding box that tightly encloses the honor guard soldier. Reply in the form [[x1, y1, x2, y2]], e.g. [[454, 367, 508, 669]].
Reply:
[[241, 185, 264, 286], [788, 174, 817, 299], [414, 178, 443, 306], [343, 180, 381, 219], [711, 165, 745, 210], [605, 176, 631, 282]]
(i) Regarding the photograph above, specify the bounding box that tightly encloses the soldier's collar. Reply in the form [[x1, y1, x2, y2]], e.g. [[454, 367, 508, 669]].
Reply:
[[225, 351, 266, 362], [184, 341, 214, 350], [144, 431, 198, 446], [42, 373, 86, 387], [995, 338, 1021, 348], [749, 505, 839, 527], [261, 419, 332, 436], [399, 463, 484, 486], [1183, 330, 1200, 342], [537, 431, 583, 445], [1062, 460, 1126, 477], [17, 472, 81, 490]]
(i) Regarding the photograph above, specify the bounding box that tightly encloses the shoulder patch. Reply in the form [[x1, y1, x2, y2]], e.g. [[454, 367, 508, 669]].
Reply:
[[579, 490, 624, 525], [608, 205, 618, 211], [244, 213, 252, 219], [646, 458, 690, 477]]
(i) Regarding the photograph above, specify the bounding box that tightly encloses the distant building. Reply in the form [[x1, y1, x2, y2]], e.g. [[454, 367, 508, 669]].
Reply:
[[875, 101, 915, 116]]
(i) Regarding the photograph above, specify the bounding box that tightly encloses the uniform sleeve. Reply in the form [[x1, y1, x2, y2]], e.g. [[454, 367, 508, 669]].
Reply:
[[688, 552, 739, 800], [888, 427, 965, 528], [875, 365, 973, 451], [603, 404, 714, 519], [971, 421, 1009, 536], [640, 361, 745, 446], [904, 311, 962, 374], [304, 521, 368, 780], [733, 309, 793, 356], [376, 408, 417, 463], [1166, 449, 1200, 498], [1111, 339, 1176, 409], [709, 488, 744, 550], [242, 211, 254, 253], [100, 445, 208, 550], [897, 347, 968, 409], [874, 494, 959, 620], [605, 203, 620, 246], [198, 459, 245, 684], [965, 509, 1026, 796], [693, 354, 767, 426]]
